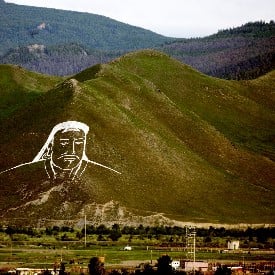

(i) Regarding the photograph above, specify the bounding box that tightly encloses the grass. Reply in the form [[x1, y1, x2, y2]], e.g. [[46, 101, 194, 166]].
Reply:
[[0, 64, 62, 120], [0, 242, 274, 269], [0, 50, 274, 225], [0, 230, 274, 269]]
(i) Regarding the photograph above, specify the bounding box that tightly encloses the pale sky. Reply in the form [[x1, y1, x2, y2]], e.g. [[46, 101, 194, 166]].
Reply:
[[5, 0, 275, 38]]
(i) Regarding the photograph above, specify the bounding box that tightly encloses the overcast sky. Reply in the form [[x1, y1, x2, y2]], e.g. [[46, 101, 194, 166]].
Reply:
[[5, 0, 275, 38]]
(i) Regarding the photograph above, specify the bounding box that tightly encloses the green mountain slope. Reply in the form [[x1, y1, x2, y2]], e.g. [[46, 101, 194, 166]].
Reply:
[[0, 51, 274, 226], [0, 64, 62, 119]]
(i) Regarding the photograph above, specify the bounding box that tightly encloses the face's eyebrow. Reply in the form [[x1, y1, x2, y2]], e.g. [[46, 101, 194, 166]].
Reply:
[[59, 138, 70, 141]]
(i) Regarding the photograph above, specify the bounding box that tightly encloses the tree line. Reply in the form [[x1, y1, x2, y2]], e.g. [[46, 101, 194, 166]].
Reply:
[[2, 224, 275, 240]]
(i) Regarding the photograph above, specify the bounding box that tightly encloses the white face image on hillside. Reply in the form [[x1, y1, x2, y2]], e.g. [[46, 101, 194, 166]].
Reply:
[[0, 120, 120, 181], [0, 120, 123, 222]]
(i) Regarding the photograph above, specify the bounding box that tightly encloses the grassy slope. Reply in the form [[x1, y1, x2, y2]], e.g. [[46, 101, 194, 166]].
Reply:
[[0, 51, 274, 224], [0, 64, 63, 167], [0, 64, 62, 119]]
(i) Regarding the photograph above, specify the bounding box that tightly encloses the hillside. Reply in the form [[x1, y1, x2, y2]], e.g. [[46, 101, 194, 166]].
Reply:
[[0, 0, 274, 79], [0, 0, 171, 56], [0, 43, 122, 76], [0, 50, 274, 227], [0, 64, 62, 119], [159, 21, 275, 80]]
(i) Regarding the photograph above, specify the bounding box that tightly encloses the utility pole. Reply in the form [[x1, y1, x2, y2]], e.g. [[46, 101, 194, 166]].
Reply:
[[193, 229, 196, 264], [84, 215, 87, 248]]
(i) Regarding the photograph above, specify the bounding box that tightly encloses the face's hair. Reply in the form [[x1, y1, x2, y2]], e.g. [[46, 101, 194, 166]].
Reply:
[[33, 121, 90, 163]]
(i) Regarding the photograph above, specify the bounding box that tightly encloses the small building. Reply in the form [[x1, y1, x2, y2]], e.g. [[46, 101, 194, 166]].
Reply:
[[183, 261, 209, 272], [171, 260, 180, 270], [16, 268, 58, 275], [228, 240, 240, 250], [230, 266, 243, 273]]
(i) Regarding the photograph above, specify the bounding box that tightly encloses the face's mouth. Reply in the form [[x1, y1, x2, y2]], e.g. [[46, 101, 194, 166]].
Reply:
[[64, 157, 77, 162], [58, 154, 80, 163]]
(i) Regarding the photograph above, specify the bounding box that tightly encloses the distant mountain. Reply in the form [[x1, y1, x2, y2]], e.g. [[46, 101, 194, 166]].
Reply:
[[0, 43, 123, 76], [0, 51, 274, 227], [159, 21, 275, 80], [0, 1, 171, 56], [1, 3, 274, 80]]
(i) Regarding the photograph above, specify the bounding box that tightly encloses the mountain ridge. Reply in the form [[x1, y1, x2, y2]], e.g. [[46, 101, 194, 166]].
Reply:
[[0, 50, 274, 226], [0, 0, 274, 79], [0, 1, 171, 56]]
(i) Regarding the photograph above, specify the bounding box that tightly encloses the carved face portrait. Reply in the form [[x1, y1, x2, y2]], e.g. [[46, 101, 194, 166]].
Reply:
[[0, 120, 119, 182], [51, 128, 86, 170]]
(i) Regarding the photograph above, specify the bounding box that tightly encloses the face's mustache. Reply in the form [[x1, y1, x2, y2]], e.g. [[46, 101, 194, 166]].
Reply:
[[57, 154, 80, 161]]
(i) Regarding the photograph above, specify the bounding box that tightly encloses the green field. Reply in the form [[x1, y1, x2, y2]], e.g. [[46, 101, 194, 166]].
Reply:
[[1, 240, 274, 270]]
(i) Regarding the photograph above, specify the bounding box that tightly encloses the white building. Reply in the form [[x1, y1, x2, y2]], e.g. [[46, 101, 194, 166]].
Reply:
[[171, 260, 180, 270], [228, 240, 240, 250], [16, 268, 58, 275], [184, 261, 209, 272]]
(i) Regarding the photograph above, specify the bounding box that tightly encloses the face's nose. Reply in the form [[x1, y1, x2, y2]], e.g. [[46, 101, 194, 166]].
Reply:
[[69, 139, 76, 154]]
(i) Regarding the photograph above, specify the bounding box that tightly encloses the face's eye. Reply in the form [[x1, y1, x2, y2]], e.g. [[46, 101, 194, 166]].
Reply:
[[75, 140, 84, 145], [60, 142, 68, 146], [74, 138, 84, 145], [60, 139, 69, 146]]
